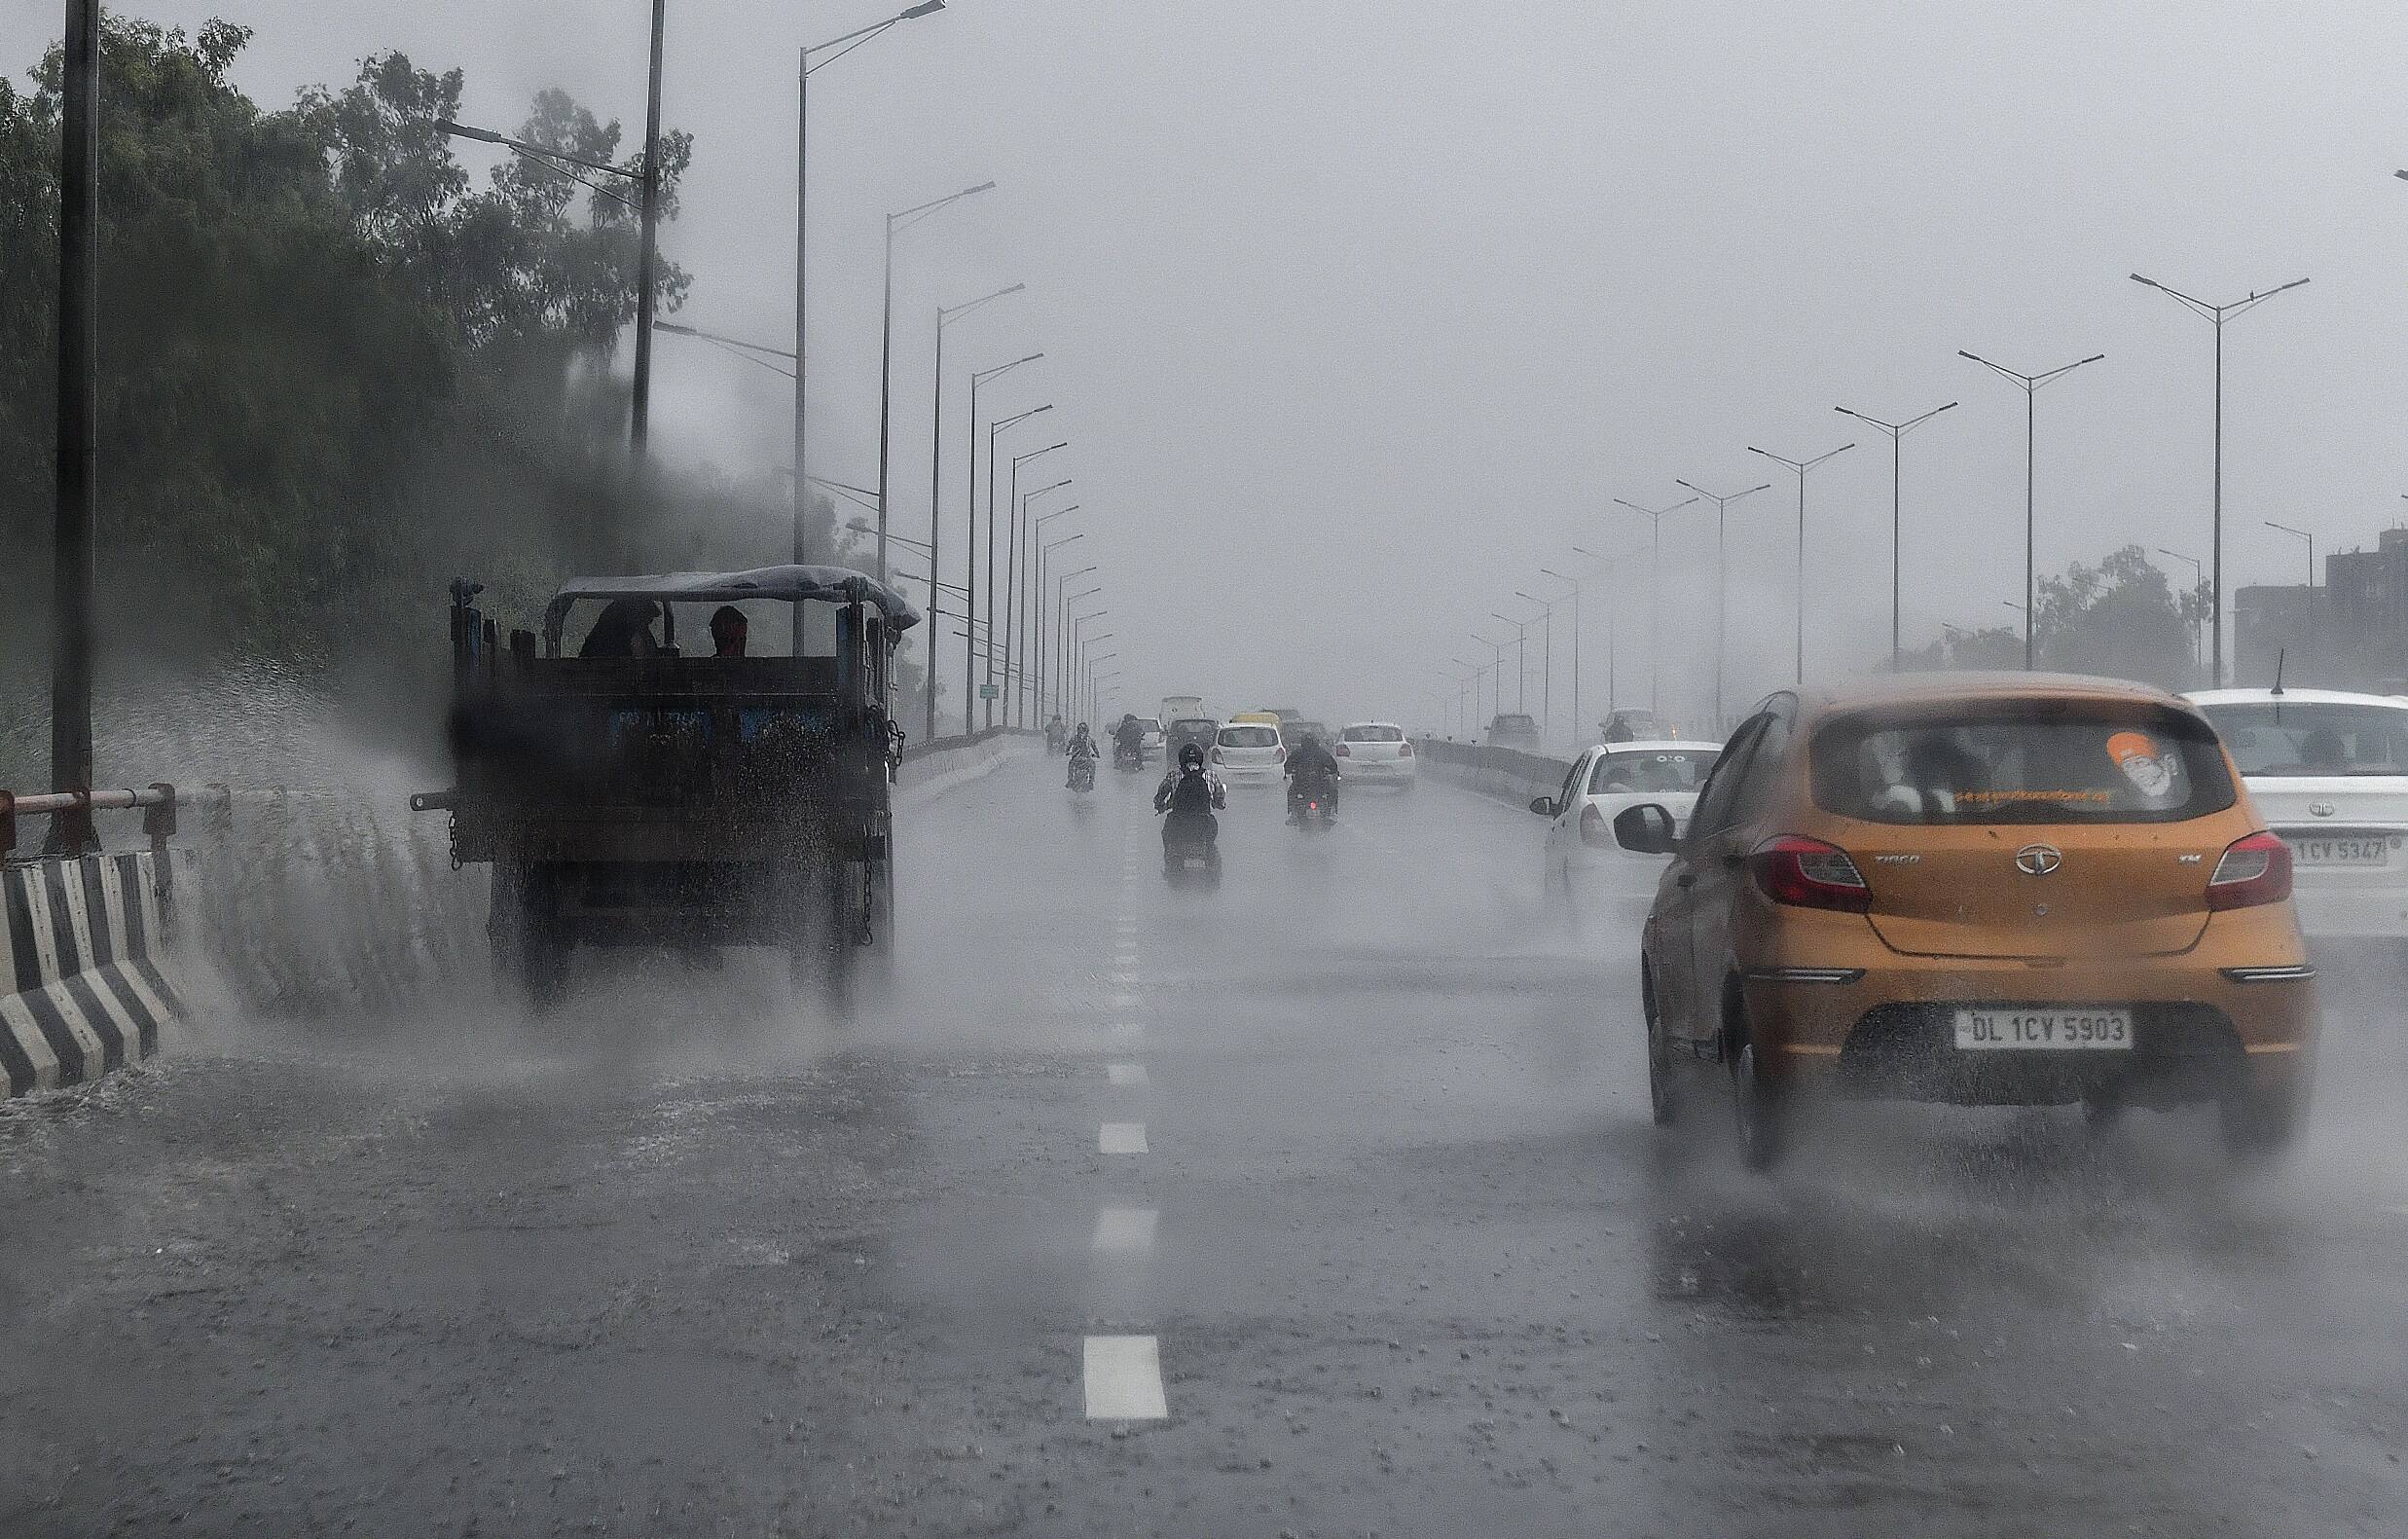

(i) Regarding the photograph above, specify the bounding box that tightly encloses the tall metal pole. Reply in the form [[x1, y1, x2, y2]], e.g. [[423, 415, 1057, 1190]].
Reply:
[[1961, 348, 2108, 670], [631, 0, 666, 455], [924, 305, 942, 740], [2213, 319, 2224, 683], [1676, 482, 1770, 730], [1612, 496, 1697, 715], [49, 0, 99, 854], [1745, 447, 1853, 689], [792, 50, 809, 570], [1834, 404, 1956, 673], [873, 219, 897, 584]]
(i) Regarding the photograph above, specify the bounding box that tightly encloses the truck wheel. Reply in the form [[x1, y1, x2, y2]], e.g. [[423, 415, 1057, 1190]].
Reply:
[[790, 861, 858, 1003], [491, 863, 566, 1009]]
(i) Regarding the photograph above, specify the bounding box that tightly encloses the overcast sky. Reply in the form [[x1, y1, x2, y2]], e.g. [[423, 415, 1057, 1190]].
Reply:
[[13, 1, 2408, 734]]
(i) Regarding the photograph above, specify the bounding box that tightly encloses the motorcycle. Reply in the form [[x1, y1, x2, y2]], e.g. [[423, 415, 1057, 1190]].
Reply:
[[1159, 808, 1222, 887], [1113, 739, 1145, 773], [1287, 773, 1338, 830], [1068, 752, 1097, 793]]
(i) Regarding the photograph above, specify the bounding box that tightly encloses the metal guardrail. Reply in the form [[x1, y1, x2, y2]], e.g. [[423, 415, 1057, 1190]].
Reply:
[[0, 783, 343, 861]]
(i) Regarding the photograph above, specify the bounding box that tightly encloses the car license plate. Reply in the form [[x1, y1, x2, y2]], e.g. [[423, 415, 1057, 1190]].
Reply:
[[2289, 835, 2396, 866], [1953, 1008, 2132, 1051]]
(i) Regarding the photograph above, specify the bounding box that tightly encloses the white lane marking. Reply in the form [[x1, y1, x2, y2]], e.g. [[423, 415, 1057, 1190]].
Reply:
[[1107, 1063, 1149, 1085], [1091, 1206, 1159, 1253], [1082, 1335, 1167, 1419], [1099, 1122, 1149, 1154]]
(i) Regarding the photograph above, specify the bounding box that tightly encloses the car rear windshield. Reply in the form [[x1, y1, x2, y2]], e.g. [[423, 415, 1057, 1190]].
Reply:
[[1135, 718, 1161, 732], [1590, 749, 1718, 794], [1492, 715, 1537, 732], [1220, 725, 1279, 748], [1342, 725, 1404, 743], [1171, 718, 1217, 735], [1811, 702, 2235, 825], [2197, 702, 2408, 777]]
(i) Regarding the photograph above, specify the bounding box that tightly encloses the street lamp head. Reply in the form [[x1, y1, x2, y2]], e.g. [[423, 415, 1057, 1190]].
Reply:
[[963, 180, 999, 197], [2130, 273, 2160, 288], [434, 118, 501, 145], [899, 1, 945, 17]]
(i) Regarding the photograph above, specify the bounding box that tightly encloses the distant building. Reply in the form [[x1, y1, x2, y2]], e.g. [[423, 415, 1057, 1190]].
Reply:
[[2235, 528, 2408, 692], [2322, 528, 2408, 690]]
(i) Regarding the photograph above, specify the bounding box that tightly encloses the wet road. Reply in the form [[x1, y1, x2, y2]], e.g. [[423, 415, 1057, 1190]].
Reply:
[[3, 753, 2405, 1536]]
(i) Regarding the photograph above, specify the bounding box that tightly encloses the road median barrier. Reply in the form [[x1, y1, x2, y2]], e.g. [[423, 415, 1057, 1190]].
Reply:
[[2, 848, 185, 1097], [1412, 737, 1577, 810], [896, 726, 1040, 802]]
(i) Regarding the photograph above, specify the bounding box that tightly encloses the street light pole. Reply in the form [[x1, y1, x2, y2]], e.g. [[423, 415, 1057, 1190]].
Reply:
[[1008, 476, 1072, 728], [1674, 480, 1771, 731], [1514, 592, 1557, 744], [2158, 547, 2206, 675], [1611, 495, 1699, 715], [48, 0, 99, 853], [2130, 274, 2311, 687], [630, 0, 667, 456], [1488, 614, 1535, 715], [874, 180, 996, 583], [1538, 570, 1583, 748], [924, 287, 1023, 742], [998, 446, 1066, 726], [1744, 445, 1855, 687], [1056, 574, 1100, 720], [1833, 401, 1957, 671], [965, 366, 1041, 732], [2266, 521, 2317, 678], [1033, 519, 1082, 718], [794, 2, 949, 568], [983, 420, 1055, 728], [1958, 348, 2106, 671]]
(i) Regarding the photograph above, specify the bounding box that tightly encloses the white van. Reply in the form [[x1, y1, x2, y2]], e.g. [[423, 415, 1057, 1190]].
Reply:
[[1158, 695, 1206, 732]]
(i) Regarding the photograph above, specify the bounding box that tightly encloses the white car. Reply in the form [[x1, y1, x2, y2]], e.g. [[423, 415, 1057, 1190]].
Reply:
[[1334, 721, 1417, 787], [1213, 721, 1287, 787], [2187, 687, 2408, 941], [1133, 716, 1166, 761], [1528, 740, 1722, 897]]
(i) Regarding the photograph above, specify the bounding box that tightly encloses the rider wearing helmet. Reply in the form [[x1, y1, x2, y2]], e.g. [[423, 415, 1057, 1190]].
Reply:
[[1284, 728, 1341, 821], [1065, 721, 1098, 787], [1155, 741, 1226, 821]]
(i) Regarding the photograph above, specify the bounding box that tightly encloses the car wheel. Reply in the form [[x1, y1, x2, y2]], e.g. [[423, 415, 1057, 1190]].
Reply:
[[2220, 1081, 2305, 1161], [1728, 1014, 1787, 1171], [1641, 965, 1678, 1127]]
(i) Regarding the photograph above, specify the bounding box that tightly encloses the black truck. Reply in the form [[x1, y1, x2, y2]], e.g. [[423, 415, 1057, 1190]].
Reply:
[[414, 565, 918, 1005]]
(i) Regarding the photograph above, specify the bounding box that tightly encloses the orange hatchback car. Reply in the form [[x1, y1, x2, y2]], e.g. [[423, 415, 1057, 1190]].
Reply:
[[1615, 675, 2317, 1169]]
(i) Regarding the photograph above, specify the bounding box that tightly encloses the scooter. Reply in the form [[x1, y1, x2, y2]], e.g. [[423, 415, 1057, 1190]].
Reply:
[[1068, 752, 1097, 793], [1113, 739, 1146, 773], [1159, 808, 1222, 888]]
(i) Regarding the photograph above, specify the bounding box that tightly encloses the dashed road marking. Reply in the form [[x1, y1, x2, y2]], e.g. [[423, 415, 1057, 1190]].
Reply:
[[1107, 1063, 1149, 1085], [1099, 1122, 1149, 1154], [1082, 1335, 1168, 1419], [1091, 1206, 1159, 1253]]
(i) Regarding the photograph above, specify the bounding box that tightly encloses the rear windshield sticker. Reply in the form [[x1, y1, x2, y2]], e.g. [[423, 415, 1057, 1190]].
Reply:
[[2106, 730, 2178, 801]]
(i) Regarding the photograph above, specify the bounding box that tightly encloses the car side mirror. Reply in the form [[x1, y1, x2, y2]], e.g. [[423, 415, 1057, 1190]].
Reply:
[[1613, 803, 1677, 855], [1528, 795, 1557, 819]]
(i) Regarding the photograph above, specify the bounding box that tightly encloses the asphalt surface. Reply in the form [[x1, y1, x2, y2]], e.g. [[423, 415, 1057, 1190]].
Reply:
[[3, 751, 2406, 1536]]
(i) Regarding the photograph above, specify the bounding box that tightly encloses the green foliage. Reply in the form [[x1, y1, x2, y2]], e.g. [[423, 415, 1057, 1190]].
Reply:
[[2033, 544, 2200, 687], [0, 16, 818, 734]]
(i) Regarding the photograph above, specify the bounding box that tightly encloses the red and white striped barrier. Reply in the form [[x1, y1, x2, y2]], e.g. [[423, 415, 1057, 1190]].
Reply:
[[1, 851, 185, 1097]]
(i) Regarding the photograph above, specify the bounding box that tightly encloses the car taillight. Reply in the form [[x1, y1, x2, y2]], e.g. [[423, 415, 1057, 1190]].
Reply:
[[1579, 804, 1612, 848], [1335, 742, 1350, 756], [1210, 747, 1223, 764], [1276, 745, 1287, 761], [1748, 835, 1870, 912], [2207, 830, 2292, 911], [1399, 740, 1413, 757]]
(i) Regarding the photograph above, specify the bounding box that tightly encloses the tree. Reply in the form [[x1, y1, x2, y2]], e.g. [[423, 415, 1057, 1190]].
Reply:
[[2032, 544, 2198, 688]]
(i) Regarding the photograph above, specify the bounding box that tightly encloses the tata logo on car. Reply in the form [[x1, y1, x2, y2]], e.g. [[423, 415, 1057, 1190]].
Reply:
[[2014, 843, 2062, 876], [2309, 800, 2336, 818]]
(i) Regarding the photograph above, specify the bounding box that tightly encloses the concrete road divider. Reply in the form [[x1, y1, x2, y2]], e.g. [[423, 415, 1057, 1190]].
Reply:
[[2, 851, 185, 1097], [896, 727, 1040, 802], [1413, 737, 1576, 810]]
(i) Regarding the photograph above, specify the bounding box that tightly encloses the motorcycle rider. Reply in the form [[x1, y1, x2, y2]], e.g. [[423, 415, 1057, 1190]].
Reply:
[[1284, 729, 1342, 822], [1065, 722, 1098, 787], [1045, 713, 1067, 753], [1155, 742, 1226, 851], [1113, 713, 1146, 767]]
